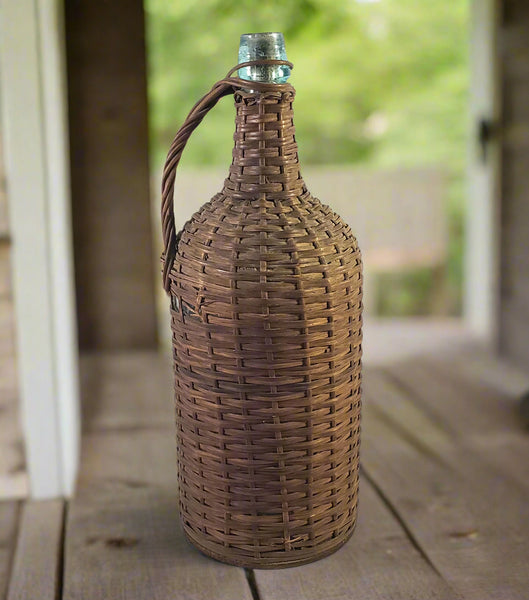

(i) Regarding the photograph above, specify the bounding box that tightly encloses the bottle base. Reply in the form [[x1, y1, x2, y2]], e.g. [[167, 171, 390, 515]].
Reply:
[[182, 518, 357, 569]]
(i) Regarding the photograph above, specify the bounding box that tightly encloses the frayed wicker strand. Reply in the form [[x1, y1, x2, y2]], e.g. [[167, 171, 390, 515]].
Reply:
[[161, 60, 363, 568]]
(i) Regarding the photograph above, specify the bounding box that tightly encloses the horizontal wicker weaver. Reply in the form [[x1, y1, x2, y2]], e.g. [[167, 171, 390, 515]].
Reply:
[[161, 60, 363, 568]]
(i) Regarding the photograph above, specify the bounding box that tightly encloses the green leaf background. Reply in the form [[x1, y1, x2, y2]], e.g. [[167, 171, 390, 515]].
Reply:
[[146, 0, 469, 314]]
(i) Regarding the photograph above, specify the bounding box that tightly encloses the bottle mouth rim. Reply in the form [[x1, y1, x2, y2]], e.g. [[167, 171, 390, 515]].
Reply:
[[240, 32, 284, 39]]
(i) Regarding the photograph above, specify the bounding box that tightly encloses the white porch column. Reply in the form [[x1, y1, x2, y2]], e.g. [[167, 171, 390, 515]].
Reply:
[[0, 0, 80, 497], [465, 0, 501, 344]]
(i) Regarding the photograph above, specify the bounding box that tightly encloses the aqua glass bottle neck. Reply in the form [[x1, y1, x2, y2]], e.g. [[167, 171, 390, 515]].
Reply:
[[237, 32, 291, 84]]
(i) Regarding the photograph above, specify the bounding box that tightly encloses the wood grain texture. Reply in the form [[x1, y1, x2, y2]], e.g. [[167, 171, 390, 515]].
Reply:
[[0, 300, 26, 500], [80, 352, 173, 432], [361, 366, 529, 599], [6, 500, 63, 600], [444, 349, 529, 397], [78, 352, 175, 492], [64, 487, 253, 600], [0, 133, 23, 500], [77, 430, 176, 493], [386, 358, 529, 493], [499, 1, 529, 369], [0, 246, 11, 300], [66, 350, 529, 598], [255, 476, 459, 600], [0, 502, 19, 600], [64, 0, 157, 350], [66, 351, 252, 599]]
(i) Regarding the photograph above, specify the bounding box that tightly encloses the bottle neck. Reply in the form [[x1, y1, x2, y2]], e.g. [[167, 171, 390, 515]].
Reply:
[[223, 90, 305, 200], [238, 32, 291, 84]]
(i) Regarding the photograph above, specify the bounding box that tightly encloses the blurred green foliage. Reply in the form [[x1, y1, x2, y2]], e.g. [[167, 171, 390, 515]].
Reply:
[[145, 0, 469, 315]]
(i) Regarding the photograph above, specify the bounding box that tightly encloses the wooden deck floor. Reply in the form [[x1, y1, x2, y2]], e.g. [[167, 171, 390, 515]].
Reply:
[[1, 342, 529, 598]]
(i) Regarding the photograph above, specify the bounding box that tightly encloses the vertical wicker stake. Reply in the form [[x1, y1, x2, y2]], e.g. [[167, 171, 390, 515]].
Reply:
[[161, 32, 363, 568]]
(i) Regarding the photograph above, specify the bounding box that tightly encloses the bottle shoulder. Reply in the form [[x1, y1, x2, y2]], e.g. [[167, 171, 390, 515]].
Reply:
[[177, 191, 360, 259]]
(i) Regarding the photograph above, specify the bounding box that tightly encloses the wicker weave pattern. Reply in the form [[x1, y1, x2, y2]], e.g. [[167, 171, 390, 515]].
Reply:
[[167, 88, 362, 568]]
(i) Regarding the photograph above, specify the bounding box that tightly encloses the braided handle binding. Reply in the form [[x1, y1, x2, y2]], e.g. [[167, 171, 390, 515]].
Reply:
[[160, 59, 294, 293]]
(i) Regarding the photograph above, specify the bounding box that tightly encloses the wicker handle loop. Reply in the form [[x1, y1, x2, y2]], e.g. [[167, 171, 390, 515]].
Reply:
[[160, 59, 294, 293]]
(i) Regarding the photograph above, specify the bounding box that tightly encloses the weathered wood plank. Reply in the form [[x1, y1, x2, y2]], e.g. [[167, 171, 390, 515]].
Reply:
[[65, 0, 157, 350], [77, 430, 176, 492], [499, 18, 529, 80], [384, 358, 529, 493], [446, 350, 529, 397], [499, 299, 529, 372], [0, 301, 26, 499], [67, 351, 252, 600], [6, 500, 63, 600], [63, 487, 253, 600], [361, 368, 529, 599], [499, 0, 529, 368], [0, 246, 11, 299], [0, 502, 19, 600], [80, 352, 173, 432], [383, 359, 521, 437], [78, 352, 176, 492], [0, 411, 28, 500], [255, 476, 458, 600], [72, 351, 529, 598]]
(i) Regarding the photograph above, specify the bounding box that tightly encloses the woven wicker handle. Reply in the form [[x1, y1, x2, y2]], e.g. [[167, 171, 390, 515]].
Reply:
[[160, 59, 294, 293]]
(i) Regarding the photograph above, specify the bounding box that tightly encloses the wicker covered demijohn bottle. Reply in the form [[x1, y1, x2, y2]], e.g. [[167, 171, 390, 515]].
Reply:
[[161, 32, 362, 568]]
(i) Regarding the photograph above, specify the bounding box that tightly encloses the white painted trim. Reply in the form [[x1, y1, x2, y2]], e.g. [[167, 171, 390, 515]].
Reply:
[[464, 0, 500, 344], [37, 0, 80, 496], [0, 0, 80, 498]]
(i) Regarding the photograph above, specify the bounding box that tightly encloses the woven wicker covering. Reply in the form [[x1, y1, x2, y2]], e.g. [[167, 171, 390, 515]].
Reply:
[[161, 61, 363, 568]]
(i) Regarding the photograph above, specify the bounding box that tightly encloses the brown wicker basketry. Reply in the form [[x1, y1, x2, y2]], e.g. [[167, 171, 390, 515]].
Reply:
[[161, 60, 363, 568]]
